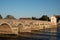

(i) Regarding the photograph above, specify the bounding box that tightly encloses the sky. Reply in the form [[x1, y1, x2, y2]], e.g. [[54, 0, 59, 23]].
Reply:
[[0, 0, 60, 18]]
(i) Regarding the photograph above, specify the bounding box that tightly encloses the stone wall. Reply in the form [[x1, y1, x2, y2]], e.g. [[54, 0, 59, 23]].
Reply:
[[0, 19, 57, 34]]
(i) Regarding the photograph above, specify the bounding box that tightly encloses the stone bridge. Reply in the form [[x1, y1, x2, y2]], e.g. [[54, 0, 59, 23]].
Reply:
[[0, 19, 56, 34]]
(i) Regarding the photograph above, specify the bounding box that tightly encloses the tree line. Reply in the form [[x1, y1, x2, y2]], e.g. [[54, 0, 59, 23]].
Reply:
[[0, 15, 16, 19], [0, 14, 50, 21], [32, 15, 50, 21]]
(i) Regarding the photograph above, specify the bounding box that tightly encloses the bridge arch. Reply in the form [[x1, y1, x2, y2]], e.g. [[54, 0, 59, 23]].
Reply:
[[0, 23, 13, 34]]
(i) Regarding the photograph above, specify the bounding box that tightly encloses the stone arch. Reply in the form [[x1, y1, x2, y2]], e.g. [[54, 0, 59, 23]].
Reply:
[[0, 23, 12, 34], [17, 23, 23, 33]]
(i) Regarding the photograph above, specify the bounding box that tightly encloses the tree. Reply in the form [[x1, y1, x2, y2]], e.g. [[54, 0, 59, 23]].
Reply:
[[32, 17, 39, 20], [4, 15, 16, 19], [39, 15, 50, 21], [0, 14, 3, 19], [32, 17, 36, 20]]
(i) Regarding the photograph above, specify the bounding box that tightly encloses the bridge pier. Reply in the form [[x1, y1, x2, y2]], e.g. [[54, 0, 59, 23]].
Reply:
[[12, 27, 18, 34]]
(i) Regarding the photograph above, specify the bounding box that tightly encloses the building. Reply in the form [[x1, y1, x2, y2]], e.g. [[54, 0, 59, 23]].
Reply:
[[51, 15, 60, 25]]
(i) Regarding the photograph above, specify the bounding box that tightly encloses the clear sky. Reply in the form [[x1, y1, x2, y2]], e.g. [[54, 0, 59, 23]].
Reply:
[[0, 0, 60, 18]]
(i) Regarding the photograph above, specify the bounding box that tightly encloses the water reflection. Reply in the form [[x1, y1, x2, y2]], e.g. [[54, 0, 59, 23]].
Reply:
[[56, 25, 60, 40]]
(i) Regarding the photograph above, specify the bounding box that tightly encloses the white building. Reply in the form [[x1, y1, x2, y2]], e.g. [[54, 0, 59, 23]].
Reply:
[[51, 15, 60, 25]]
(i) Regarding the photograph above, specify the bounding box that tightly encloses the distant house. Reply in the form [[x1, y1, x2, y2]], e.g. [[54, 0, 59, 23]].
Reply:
[[51, 15, 60, 25]]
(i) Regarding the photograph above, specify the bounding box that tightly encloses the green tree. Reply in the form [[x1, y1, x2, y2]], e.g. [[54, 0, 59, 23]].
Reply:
[[32, 17, 36, 20], [39, 15, 50, 21], [4, 15, 16, 19], [0, 14, 3, 19], [32, 17, 39, 20]]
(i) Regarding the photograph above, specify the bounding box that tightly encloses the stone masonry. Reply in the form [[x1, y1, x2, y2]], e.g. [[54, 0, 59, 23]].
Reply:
[[0, 19, 57, 34]]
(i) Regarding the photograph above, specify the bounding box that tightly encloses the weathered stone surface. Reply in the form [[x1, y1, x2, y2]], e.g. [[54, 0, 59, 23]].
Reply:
[[0, 19, 57, 34]]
